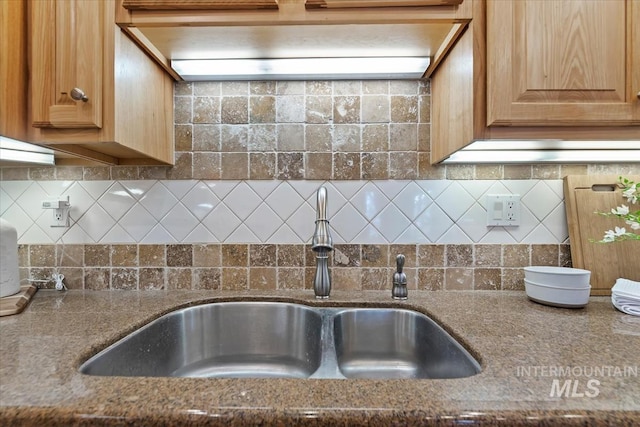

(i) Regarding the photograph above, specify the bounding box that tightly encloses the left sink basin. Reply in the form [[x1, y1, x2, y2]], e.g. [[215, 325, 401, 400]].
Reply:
[[80, 302, 323, 378]]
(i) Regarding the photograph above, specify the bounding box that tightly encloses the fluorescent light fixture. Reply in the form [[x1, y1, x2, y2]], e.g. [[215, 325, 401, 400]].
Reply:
[[172, 57, 431, 80], [441, 140, 640, 164], [0, 136, 55, 166]]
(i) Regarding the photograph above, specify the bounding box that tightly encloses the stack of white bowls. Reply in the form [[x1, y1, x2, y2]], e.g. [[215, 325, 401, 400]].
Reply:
[[523, 266, 591, 308]]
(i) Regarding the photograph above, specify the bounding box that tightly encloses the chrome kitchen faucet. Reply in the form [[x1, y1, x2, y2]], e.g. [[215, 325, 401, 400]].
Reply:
[[311, 186, 333, 298]]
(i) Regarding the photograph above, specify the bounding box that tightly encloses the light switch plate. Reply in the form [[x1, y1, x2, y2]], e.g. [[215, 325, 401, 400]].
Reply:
[[486, 194, 521, 226]]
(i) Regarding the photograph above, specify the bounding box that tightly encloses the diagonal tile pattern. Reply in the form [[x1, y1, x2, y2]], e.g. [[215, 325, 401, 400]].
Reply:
[[0, 179, 569, 245]]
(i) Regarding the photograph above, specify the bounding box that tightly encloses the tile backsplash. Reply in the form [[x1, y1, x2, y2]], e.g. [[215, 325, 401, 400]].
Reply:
[[2, 79, 639, 291]]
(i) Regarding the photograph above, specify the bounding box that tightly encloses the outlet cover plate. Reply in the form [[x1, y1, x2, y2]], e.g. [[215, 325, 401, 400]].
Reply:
[[486, 194, 521, 226]]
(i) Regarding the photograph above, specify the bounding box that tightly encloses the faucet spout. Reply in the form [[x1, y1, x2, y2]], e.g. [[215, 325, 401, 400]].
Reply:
[[312, 186, 333, 298]]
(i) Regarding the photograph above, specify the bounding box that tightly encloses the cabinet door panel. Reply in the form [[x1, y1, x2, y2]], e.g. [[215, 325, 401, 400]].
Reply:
[[32, 0, 102, 129], [487, 0, 638, 126]]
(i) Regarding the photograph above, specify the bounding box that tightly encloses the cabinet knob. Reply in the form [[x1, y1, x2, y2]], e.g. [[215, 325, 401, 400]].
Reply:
[[637, 91, 640, 100], [70, 88, 89, 102]]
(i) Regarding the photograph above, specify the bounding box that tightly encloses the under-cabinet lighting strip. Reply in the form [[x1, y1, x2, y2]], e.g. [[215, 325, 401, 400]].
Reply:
[[0, 136, 55, 166], [172, 56, 431, 80]]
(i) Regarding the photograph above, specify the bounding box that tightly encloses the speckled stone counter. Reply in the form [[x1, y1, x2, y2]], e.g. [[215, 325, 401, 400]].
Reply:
[[1, 290, 639, 426]]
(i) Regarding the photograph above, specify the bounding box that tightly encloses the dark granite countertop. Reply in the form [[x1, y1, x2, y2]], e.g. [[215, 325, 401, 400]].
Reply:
[[1, 290, 639, 426]]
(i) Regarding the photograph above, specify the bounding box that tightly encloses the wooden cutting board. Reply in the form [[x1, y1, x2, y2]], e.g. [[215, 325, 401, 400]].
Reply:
[[0, 284, 37, 316], [564, 175, 640, 296]]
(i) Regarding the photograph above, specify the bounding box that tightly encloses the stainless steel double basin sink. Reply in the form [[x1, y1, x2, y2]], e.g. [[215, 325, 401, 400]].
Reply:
[[80, 301, 480, 380]]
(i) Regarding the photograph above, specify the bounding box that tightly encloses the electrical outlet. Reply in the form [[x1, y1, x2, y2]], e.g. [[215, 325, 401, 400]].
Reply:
[[43, 196, 71, 227], [486, 194, 521, 226]]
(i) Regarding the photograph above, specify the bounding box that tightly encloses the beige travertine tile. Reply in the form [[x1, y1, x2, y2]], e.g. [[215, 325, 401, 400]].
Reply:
[[193, 268, 221, 290], [221, 267, 248, 290], [111, 245, 137, 267], [175, 81, 193, 95], [390, 96, 418, 123], [55, 167, 83, 180], [82, 167, 111, 180], [193, 124, 220, 151], [361, 152, 389, 179], [418, 268, 444, 290], [332, 125, 361, 152], [58, 245, 83, 267], [418, 95, 431, 123], [502, 268, 525, 290], [220, 125, 248, 151], [361, 268, 389, 290], [175, 124, 193, 151], [112, 268, 138, 290], [445, 268, 474, 290], [167, 268, 192, 290], [193, 81, 217, 96], [139, 166, 169, 180], [362, 244, 388, 268], [250, 96, 276, 123], [221, 82, 249, 95], [139, 245, 165, 267], [306, 96, 332, 124], [277, 81, 304, 95], [1, 168, 28, 180], [250, 81, 275, 95], [474, 268, 501, 290], [305, 81, 332, 95], [503, 244, 530, 267], [167, 245, 192, 267], [139, 267, 165, 290], [446, 244, 473, 267], [389, 123, 418, 151], [58, 267, 83, 290], [503, 165, 532, 179], [305, 153, 332, 179], [391, 80, 419, 95], [249, 244, 276, 267], [193, 96, 219, 123], [111, 166, 139, 180], [222, 244, 248, 267], [362, 124, 389, 152], [248, 124, 277, 151], [193, 152, 221, 180], [531, 244, 559, 266], [561, 164, 589, 177], [333, 152, 360, 180], [277, 152, 304, 179], [418, 245, 445, 267], [84, 245, 110, 267], [333, 245, 360, 267], [193, 244, 220, 267], [18, 245, 28, 267], [173, 96, 192, 124], [475, 165, 503, 179], [389, 152, 417, 179], [305, 125, 332, 152], [418, 153, 445, 179], [361, 95, 389, 123], [559, 244, 572, 267], [250, 267, 276, 290], [418, 124, 431, 151], [277, 245, 304, 267], [475, 245, 501, 267], [390, 244, 416, 267], [249, 152, 276, 179], [362, 80, 388, 94], [277, 267, 305, 290], [276, 95, 305, 122], [532, 165, 560, 179], [220, 153, 248, 179], [84, 268, 110, 290], [277, 124, 304, 151], [334, 81, 360, 95], [445, 164, 474, 180], [220, 96, 249, 124], [332, 268, 361, 291], [166, 152, 192, 180]]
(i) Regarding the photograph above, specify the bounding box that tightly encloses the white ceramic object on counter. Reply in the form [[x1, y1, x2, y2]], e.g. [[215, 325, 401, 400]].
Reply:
[[524, 279, 591, 308], [0, 218, 20, 298], [523, 266, 591, 288]]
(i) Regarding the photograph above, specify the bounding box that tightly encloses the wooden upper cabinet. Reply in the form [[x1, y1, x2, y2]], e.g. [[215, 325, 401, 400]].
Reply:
[[487, 0, 640, 126], [30, 0, 174, 165], [32, 0, 103, 129]]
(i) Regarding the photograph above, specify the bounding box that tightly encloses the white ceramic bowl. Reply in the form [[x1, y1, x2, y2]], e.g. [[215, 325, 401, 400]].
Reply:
[[523, 266, 591, 288], [524, 279, 590, 308]]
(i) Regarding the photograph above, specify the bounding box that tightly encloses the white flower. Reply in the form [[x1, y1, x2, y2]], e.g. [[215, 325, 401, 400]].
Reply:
[[623, 186, 639, 204], [614, 226, 627, 236], [627, 220, 640, 230], [611, 205, 629, 215], [602, 230, 616, 242]]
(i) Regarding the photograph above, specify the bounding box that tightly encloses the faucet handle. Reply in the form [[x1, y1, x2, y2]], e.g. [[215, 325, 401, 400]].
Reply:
[[395, 254, 405, 274], [392, 254, 408, 300]]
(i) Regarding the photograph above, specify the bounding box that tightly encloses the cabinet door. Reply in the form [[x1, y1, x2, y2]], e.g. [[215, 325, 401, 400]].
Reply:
[[487, 0, 639, 126], [32, 0, 103, 129]]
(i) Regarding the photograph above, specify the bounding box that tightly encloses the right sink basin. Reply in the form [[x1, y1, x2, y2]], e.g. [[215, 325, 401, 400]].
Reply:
[[333, 308, 481, 379]]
